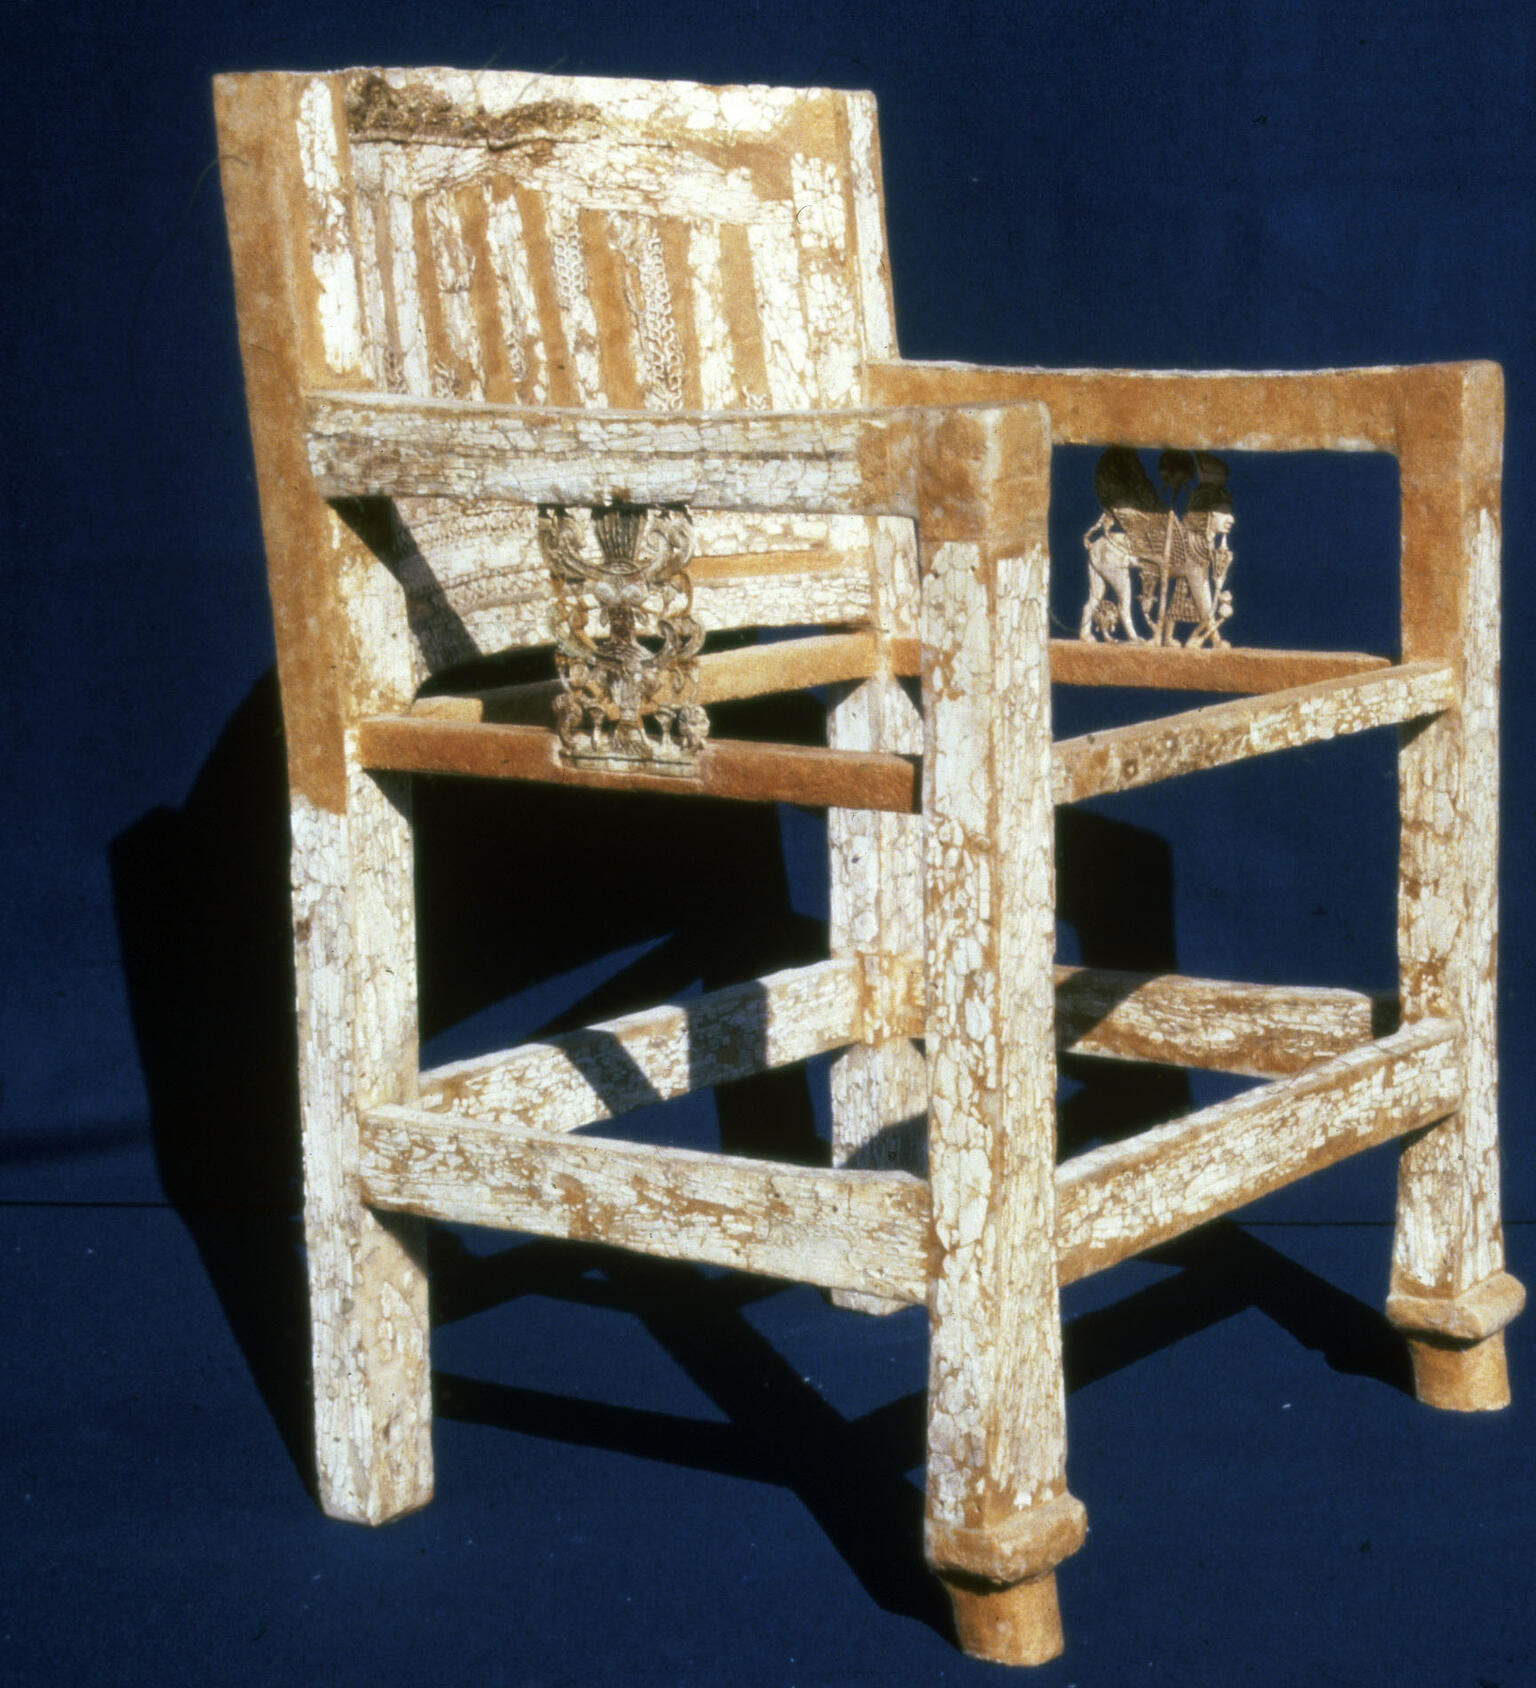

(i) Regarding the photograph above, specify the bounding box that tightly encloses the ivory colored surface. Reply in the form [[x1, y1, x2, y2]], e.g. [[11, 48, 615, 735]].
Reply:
[[416, 959, 865, 1130], [919, 517, 1083, 1585], [1390, 368, 1509, 1380], [1055, 1022, 1461, 1282], [1052, 660, 1455, 803], [360, 1107, 932, 1302]]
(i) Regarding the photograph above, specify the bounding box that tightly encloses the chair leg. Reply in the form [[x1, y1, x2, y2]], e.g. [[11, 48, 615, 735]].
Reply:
[[920, 540, 1085, 1665], [829, 673, 926, 1315], [1389, 487, 1522, 1408], [828, 522, 927, 1315], [290, 768, 434, 1521]]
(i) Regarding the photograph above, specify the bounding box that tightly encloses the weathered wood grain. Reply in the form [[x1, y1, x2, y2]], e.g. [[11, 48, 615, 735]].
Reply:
[[357, 715, 919, 810], [828, 519, 927, 1313], [221, 59, 1521, 1670], [412, 636, 1398, 727], [217, 72, 435, 1526], [1045, 641, 1391, 693], [410, 630, 888, 723], [376, 1019, 1469, 1316], [288, 780, 436, 1526], [1054, 966, 1386, 1077], [1052, 660, 1454, 803], [920, 485, 1085, 1624], [417, 959, 865, 1130], [239, 64, 915, 700], [1389, 362, 1518, 1409], [865, 358, 1499, 455], [304, 389, 923, 512], [360, 1108, 932, 1303], [305, 389, 1050, 543], [376, 662, 1439, 812], [1055, 1020, 1462, 1283]]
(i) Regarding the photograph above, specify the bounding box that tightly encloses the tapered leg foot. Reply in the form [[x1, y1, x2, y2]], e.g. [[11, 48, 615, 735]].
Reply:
[[1408, 1331, 1511, 1412], [943, 1572, 1065, 1667]]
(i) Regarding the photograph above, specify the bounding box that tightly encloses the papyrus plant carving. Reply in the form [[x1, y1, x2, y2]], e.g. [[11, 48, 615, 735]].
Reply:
[[538, 502, 708, 771]]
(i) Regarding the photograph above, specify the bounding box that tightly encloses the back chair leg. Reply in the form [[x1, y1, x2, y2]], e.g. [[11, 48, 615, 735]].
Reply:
[[1389, 698, 1522, 1408], [292, 766, 434, 1521], [1388, 369, 1523, 1409], [920, 537, 1085, 1666], [828, 672, 927, 1316]]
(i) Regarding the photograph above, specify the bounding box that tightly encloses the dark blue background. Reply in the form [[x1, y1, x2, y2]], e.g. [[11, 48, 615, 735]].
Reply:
[[4, 3, 1532, 1683]]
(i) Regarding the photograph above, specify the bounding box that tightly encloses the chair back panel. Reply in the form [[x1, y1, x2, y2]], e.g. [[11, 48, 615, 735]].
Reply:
[[271, 68, 898, 680]]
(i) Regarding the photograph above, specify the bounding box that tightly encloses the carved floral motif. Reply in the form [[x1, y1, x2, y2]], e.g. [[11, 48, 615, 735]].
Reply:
[[538, 502, 708, 771]]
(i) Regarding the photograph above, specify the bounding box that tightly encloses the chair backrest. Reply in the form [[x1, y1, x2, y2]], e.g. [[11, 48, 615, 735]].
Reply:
[[218, 68, 901, 695]]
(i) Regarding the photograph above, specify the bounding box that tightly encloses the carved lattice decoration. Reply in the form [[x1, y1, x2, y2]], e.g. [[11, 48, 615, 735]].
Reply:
[[538, 501, 709, 773], [1080, 448, 1236, 648]]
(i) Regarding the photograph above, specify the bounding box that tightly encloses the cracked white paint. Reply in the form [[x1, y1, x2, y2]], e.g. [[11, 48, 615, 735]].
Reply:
[[483, 187, 542, 397], [296, 82, 364, 375], [418, 960, 863, 1131], [920, 537, 1071, 1564], [749, 207, 815, 408], [845, 92, 897, 363], [1053, 660, 1456, 803], [289, 790, 432, 1524], [791, 153, 862, 406], [376, 146, 432, 394], [361, 1108, 930, 1303], [422, 188, 483, 398], [827, 516, 926, 1311], [1394, 503, 1506, 1299], [686, 221, 739, 408], [1058, 1021, 1461, 1281]]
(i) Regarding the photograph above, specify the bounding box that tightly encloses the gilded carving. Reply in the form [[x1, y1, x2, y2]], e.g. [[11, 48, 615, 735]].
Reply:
[[1080, 448, 1234, 647], [538, 502, 708, 771]]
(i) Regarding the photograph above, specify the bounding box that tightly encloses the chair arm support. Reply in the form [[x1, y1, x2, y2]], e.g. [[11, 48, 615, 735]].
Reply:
[[303, 389, 1049, 543]]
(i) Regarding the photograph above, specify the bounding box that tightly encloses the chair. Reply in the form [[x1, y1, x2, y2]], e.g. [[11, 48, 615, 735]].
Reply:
[[215, 66, 1522, 1666]]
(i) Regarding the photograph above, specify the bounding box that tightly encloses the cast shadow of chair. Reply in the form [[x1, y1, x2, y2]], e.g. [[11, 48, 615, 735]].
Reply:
[[111, 670, 1411, 1638]]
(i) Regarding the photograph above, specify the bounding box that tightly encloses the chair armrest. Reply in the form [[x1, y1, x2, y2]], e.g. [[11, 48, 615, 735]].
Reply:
[[865, 358, 1501, 459], [303, 389, 1049, 541], [869, 357, 1501, 668]]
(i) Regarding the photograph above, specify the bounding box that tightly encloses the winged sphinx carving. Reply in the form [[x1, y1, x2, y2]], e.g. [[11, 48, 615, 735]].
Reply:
[[1080, 448, 1235, 647], [538, 502, 708, 772]]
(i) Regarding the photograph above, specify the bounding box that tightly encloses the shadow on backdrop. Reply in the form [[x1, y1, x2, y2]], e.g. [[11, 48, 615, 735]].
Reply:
[[112, 670, 1410, 1638]]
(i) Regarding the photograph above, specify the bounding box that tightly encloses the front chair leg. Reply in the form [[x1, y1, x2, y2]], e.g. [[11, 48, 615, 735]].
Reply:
[[921, 525, 1085, 1665]]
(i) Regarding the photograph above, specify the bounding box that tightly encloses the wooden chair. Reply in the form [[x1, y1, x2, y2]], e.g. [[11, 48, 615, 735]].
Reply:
[[216, 66, 1522, 1666]]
